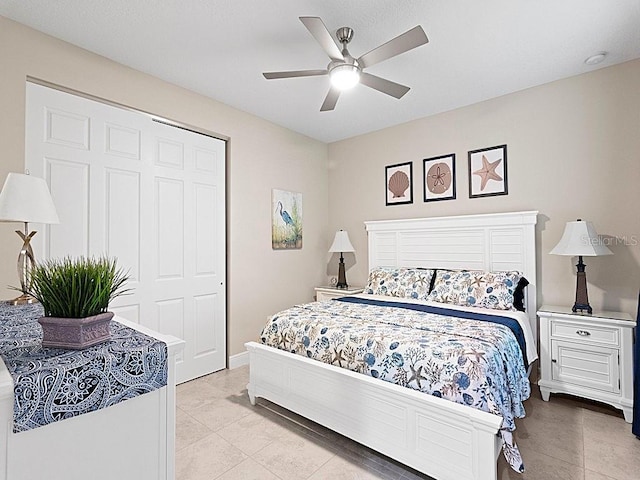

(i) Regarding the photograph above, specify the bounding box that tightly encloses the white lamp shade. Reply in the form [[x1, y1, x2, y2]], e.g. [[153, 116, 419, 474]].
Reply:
[[329, 230, 355, 253], [0, 173, 60, 224], [550, 220, 612, 256]]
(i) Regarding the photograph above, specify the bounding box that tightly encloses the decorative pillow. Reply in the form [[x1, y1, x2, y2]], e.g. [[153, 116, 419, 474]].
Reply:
[[364, 267, 402, 296], [365, 267, 435, 300], [395, 268, 435, 300], [428, 270, 523, 310]]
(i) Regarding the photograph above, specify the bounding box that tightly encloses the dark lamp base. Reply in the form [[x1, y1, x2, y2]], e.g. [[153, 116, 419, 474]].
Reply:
[[572, 303, 593, 315], [336, 253, 349, 289], [573, 256, 592, 315]]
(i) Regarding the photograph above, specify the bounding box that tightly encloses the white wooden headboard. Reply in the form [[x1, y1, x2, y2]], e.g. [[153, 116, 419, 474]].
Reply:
[[364, 211, 539, 339]]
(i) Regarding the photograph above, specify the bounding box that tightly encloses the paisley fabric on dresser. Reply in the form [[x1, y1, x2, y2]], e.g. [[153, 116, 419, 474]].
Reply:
[[428, 270, 523, 310], [364, 267, 435, 300], [0, 303, 168, 433], [260, 296, 530, 472]]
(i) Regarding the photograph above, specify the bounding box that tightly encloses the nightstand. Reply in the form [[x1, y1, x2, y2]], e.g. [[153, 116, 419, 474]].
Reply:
[[538, 305, 635, 422], [315, 286, 364, 302]]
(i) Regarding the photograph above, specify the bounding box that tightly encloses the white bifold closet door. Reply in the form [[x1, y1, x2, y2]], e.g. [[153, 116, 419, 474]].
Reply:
[[25, 82, 226, 383]]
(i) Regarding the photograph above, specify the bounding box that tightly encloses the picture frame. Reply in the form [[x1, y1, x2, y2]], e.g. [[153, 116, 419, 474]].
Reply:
[[272, 189, 302, 249], [468, 144, 508, 198], [385, 161, 413, 206], [423, 154, 456, 202]]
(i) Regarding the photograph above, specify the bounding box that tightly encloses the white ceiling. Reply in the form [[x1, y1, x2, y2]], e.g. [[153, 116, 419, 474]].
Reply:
[[2, 0, 639, 143]]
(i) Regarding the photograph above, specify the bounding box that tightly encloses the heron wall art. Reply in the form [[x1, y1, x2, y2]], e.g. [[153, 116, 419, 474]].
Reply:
[[272, 189, 302, 249]]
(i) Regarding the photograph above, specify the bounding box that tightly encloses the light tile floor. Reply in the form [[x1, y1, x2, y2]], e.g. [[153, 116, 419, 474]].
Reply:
[[176, 366, 639, 480]]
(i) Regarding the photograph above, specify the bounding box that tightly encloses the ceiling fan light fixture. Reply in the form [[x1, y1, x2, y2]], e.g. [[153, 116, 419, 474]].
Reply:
[[330, 64, 360, 90]]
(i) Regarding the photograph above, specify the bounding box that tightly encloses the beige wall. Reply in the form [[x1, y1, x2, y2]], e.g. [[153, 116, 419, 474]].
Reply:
[[328, 59, 640, 318], [2, 15, 639, 359], [0, 17, 329, 357]]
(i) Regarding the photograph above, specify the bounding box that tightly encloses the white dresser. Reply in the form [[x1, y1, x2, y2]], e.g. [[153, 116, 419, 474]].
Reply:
[[538, 305, 634, 422]]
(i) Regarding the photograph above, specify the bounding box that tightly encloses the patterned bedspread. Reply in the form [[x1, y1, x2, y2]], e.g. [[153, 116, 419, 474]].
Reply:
[[0, 302, 168, 433], [260, 296, 532, 472]]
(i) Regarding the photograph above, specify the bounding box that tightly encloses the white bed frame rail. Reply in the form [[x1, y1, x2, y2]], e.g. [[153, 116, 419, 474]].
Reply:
[[246, 342, 502, 480]]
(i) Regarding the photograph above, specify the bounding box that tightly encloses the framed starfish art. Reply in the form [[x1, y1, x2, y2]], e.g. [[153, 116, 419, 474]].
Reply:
[[423, 153, 456, 202], [468, 144, 508, 198]]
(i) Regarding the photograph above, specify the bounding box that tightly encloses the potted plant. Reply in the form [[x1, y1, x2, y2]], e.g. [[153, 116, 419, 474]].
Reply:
[[28, 256, 130, 349]]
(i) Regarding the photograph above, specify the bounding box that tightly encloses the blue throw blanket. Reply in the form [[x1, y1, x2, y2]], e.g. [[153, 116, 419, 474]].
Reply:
[[0, 302, 168, 433]]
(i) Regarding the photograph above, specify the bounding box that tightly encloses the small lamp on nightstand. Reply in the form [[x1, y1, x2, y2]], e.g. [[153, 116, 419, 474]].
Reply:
[[328, 230, 355, 289], [550, 219, 612, 314]]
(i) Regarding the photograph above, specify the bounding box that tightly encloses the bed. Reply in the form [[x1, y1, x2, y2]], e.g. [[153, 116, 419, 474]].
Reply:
[[246, 210, 538, 480], [0, 316, 184, 480]]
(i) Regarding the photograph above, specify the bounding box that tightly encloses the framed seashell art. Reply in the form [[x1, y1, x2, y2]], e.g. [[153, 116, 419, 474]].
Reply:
[[423, 153, 456, 202], [385, 161, 413, 206]]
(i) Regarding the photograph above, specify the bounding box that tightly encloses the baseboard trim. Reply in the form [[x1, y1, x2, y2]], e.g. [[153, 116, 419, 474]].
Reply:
[[228, 350, 249, 369]]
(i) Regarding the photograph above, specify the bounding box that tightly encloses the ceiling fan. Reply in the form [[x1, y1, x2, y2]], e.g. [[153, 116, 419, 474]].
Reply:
[[263, 17, 429, 111]]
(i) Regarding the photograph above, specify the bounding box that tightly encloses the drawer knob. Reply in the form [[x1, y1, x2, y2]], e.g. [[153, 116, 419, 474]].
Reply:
[[551, 359, 557, 363], [576, 330, 591, 336]]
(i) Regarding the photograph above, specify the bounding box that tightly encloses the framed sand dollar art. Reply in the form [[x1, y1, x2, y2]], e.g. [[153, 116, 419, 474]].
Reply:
[[423, 154, 456, 202]]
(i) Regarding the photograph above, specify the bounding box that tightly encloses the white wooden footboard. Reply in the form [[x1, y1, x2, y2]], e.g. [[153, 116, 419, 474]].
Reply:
[[246, 341, 503, 480], [0, 318, 184, 480]]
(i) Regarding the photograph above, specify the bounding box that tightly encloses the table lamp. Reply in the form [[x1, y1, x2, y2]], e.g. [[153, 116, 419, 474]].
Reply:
[[328, 230, 355, 289], [0, 172, 60, 305], [550, 219, 612, 314]]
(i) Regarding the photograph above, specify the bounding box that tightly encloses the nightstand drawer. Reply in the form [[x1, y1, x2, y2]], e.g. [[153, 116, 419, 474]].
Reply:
[[317, 291, 345, 301], [315, 286, 364, 302], [550, 319, 620, 347]]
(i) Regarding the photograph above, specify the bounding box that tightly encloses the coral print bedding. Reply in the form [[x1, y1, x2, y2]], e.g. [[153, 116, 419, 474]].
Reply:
[[260, 295, 535, 472]]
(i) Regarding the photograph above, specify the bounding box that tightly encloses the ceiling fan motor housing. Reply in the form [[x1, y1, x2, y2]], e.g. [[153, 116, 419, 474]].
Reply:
[[329, 27, 359, 74], [336, 26, 354, 44]]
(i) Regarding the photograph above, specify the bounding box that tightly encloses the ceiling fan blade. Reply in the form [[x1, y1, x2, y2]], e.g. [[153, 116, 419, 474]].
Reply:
[[357, 25, 428, 69], [263, 69, 328, 80], [360, 73, 410, 99], [299, 17, 344, 62], [320, 87, 341, 111]]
